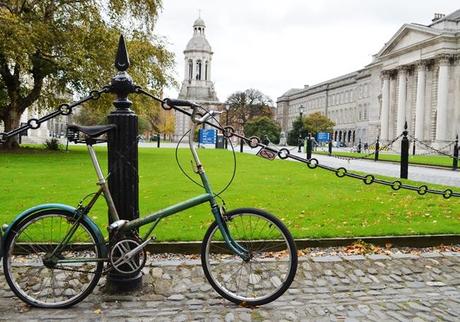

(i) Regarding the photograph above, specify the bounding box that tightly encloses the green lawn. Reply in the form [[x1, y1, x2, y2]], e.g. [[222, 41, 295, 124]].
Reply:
[[0, 146, 459, 241], [314, 150, 456, 168]]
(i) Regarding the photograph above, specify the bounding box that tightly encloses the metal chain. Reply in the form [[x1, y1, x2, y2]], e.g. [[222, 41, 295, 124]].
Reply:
[[263, 135, 298, 152], [324, 134, 403, 162], [0, 87, 110, 143], [138, 89, 459, 199], [409, 135, 458, 160]]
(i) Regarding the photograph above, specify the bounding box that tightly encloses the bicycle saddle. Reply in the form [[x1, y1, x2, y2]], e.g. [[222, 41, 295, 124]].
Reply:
[[67, 124, 116, 138]]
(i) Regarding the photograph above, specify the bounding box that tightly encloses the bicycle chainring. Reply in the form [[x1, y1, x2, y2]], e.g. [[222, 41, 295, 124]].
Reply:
[[109, 238, 147, 275]]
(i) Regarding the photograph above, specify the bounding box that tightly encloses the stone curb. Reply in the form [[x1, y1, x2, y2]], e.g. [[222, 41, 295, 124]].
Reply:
[[145, 234, 460, 254]]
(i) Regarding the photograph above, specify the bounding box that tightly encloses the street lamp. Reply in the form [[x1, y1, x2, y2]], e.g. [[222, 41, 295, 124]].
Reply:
[[298, 105, 304, 153], [225, 104, 230, 149]]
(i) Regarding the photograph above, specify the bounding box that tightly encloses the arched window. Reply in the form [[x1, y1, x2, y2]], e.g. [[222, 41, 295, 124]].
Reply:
[[205, 61, 208, 80], [196, 60, 202, 80], [188, 59, 193, 80]]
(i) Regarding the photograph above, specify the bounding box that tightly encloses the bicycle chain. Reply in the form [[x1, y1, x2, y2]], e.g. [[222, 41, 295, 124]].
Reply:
[[138, 88, 460, 199]]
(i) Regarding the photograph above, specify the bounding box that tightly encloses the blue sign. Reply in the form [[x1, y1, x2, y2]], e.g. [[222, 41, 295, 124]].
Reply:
[[199, 128, 216, 144], [316, 132, 330, 142]]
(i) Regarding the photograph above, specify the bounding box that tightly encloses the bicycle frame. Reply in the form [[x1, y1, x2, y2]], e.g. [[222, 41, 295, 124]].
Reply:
[[84, 117, 249, 259]]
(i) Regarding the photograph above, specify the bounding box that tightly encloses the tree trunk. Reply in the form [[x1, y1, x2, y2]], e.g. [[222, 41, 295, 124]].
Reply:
[[1, 109, 21, 149]]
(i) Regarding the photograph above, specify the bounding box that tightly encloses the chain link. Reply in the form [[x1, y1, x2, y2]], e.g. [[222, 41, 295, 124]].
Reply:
[[324, 135, 403, 162], [0, 87, 110, 144], [409, 135, 458, 160], [138, 89, 459, 199]]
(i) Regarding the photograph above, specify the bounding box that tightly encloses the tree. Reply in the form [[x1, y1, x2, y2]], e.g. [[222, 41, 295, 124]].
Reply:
[[0, 0, 175, 149], [225, 89, 273, 132], [287, 112, 335, 145], [304, 112, 335, 135], [244, 116, 281, 145]]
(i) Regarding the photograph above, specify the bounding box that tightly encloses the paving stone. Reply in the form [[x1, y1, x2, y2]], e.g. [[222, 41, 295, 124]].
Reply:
[[420, 252, 443, 258], [342, 255, 366, 261], [312, 256, 342, 262], [391, 253, 419, 259], [367, 254, 391, 260]]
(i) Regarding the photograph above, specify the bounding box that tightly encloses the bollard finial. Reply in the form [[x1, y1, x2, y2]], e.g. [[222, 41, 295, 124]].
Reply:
[[115, 35, 130, 72], [404, 121, 408, 130]]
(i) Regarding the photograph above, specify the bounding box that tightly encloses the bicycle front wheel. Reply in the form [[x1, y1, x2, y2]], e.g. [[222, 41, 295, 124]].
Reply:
[[201, 208, 297, 306], [3, 210, 103, 308]]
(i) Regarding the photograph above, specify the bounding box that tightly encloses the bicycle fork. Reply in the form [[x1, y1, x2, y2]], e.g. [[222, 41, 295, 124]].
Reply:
[[211, 205, 250, 261]]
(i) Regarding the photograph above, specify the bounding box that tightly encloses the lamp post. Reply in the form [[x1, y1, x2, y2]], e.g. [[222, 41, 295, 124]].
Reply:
[[298, 105, 304, 153], [225, 104, 230, 149]]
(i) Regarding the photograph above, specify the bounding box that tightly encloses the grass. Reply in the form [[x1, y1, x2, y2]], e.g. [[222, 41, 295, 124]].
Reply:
[[0, 145, 459, 241], [314, 150, 456, 168]]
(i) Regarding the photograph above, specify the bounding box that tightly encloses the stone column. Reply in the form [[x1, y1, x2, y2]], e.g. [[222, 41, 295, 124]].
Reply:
[[435, 55, 450, 141], [454, 55, 460, 137], [380, 71, 390, 141], [414, 61, 426, 140], [396, 66, 408, 136]]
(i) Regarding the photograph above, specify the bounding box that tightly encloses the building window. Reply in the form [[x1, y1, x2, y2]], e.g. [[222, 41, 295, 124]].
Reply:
[[196, 60, 202, 80], [205, 61, 208, 80], [188, 59, 193, 80]]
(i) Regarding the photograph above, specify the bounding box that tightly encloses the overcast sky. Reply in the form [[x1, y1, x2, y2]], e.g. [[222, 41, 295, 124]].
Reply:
[[155, 1, 459, 104]]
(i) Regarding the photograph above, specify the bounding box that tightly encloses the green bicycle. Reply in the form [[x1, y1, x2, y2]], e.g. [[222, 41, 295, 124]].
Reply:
[[1, 99, 297, 308]]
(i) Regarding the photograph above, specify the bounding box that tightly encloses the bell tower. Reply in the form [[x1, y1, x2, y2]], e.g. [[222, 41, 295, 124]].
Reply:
[[174, 17, 220, 141]]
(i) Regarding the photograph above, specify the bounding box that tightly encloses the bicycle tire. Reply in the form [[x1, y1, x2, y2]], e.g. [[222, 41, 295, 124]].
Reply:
[[201, 208, 297, 306], [3, 209, 103, 308]]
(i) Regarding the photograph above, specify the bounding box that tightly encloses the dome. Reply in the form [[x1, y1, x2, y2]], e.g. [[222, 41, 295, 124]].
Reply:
[[185, 36, 212, 52], [193, 18, 206, 27], [185, 17, 212, 52]]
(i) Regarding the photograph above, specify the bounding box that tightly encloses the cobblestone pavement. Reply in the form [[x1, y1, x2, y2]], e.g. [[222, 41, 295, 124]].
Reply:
[[1, 251, 459, 321]]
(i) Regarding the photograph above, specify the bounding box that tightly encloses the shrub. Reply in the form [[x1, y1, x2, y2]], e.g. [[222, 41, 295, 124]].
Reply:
[[44, 138, 62, 151]]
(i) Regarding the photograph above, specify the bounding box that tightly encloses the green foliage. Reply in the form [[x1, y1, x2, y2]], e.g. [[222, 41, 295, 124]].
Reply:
[[244, 116, 281, 144], [0, 0, 175, 148], [225, 89, 273, 132], [287, 117, 307, 146], [43, 138, 62, 151], [288, 112, 335, 146], [304, 112, 335, 135]]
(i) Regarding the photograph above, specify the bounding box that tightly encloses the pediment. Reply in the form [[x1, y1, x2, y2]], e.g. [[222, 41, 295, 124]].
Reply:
[[375, 24, 441, 58]]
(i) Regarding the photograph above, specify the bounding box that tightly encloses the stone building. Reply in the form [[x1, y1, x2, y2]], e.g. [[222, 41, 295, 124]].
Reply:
[[277, 10, 460, 146], [0, 108, 69, 144], [174, 17, 221, 141]]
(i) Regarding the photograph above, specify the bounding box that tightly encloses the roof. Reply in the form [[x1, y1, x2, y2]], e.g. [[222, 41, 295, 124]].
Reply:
[[185, 36, 212, 52], [193, 18, 206, 27], [440, 9, 460, 22]]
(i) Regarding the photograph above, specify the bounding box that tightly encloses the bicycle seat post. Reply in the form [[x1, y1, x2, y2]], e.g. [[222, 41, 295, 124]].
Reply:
[[86, 141, 120, 223]]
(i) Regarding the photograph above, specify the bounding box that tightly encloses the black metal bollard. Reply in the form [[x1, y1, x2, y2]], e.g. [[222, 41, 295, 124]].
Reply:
[[297, 134, 302, 153], [453, 135, 458, 171], [412, 140, 416, 155], [374, 136, 380, 162], [306, 134, 312, 160], [157, 134, 160, 148], [107, 35, 142, 291], [328, 140, 332, 156], [240, 138, 244, 153], [400, 122, 409, 179]]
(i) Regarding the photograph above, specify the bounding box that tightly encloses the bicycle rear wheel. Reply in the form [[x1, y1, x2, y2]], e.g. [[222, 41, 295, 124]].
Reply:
[[201, 208, 297, 306], [3, 210, 103, 308]]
